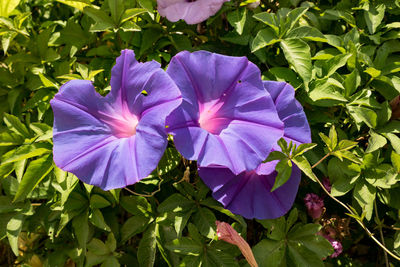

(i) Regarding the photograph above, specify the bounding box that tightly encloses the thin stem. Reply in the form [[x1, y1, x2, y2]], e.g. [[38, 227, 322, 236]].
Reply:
[[309, 154, 400, 261], [311, 153, 330, 169], [375, 200, 390, 267]]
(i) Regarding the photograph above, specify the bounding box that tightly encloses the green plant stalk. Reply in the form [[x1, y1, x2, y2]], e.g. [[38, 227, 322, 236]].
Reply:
[[310, 155, 400, 261], [374, 200, 390, 267]]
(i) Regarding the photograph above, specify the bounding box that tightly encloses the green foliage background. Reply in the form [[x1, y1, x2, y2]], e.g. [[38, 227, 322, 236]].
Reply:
[[1, 0, 400, 266]]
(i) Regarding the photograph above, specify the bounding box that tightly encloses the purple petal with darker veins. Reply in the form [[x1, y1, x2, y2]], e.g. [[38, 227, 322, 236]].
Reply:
[[198, 162, 301, 219], [51, 49, 181, 190], [263, 81, 311, 149], [166, 51, 284, 174]]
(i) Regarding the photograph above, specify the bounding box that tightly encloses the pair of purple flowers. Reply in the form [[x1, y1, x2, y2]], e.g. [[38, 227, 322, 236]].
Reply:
[[51, 49, 311, 219]]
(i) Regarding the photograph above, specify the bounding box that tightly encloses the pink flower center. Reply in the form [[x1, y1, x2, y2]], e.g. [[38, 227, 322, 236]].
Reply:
[[198, 101, 229, 135], [109, 112, 139, 138]]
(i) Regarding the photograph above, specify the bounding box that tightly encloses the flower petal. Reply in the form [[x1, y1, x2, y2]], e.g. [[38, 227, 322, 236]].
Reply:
[[51, 50, 181, 190], [263, 81, 311, 148], [167, 51, 284, 174], [198, 163, 301, 219], [157, 0, 229, 24]]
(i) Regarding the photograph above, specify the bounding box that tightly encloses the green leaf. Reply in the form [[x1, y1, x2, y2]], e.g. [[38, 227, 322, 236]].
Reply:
[[200, 197, 246, 227], [264, 150, 287, 163], [0, 130, 24, 146], [108, 0, 124, 24], [322, 54, 352, 78], [365, 67, 381, 78], [56, 0, 91, 11], [271, 158, 292, 192], [157, 193, 196, 213], [364, 3, 385, 34], [83, 6, 115, 32], [347, 105, 378, 129], [120, 195, 152, 217], [6, 213, 23, 256], [165, 237, 202, 256], [283, 7, 308, 35], [120, 215, 151, 243], [138, 223, 157, 267], [253, 12, 279, 35], [391, 151, 400, 173], [90, 194, 111, 209], [286, 26, 327, 42], [292, 155, 318, 182], [138, 0, 153, 14], [252, 239, 285, 267], [344, 69, 360, 97], [227, 8, 246, 35], [120, 8, 146, 23], [280, 39, 312, 84], [13, 154, 53, 202], [101, 257, 120, 267], [3, 113, 30, 137], [1, 143, 51, 165], [293, 143, 317, 157], [0, 0, 20, 17], [353, 181, 376, 221], [157, 147, 181, 176], [87, 238, 110, 256], [89, 208, 111, 231], [193, 207, 216, 239], [251, 28, 280, 52], [366, 130, 387, 153], [309, 78, 347, 106], [72, 210, 89, 254]]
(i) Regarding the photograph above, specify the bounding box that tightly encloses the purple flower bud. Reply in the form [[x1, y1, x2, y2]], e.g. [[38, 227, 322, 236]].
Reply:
[[304, 193, 324, 219]]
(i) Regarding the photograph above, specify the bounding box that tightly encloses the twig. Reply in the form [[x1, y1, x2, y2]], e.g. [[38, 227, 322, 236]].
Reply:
[[375, 200, 390, 267], [311, 154, 400, 261]]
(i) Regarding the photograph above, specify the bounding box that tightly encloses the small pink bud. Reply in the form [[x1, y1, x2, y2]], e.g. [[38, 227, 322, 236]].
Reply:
[[216, 221, 258, 267], [304, 193, 325, 219], [324, 235, 343, 258]]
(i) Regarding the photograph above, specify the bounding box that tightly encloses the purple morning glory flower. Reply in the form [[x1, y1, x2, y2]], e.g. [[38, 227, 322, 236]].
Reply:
[[198, 81, 311, 219], [50, 49, 182, 190], [166, 51, 284, 174], [157, 0, 229, 25]]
